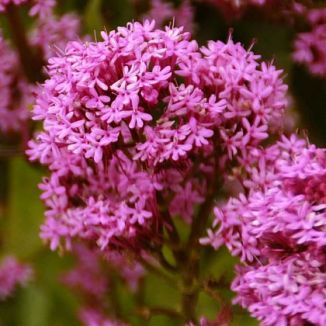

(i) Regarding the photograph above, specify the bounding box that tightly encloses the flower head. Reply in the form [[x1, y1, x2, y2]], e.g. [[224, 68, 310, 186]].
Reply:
[[28, 20, 287, 255]]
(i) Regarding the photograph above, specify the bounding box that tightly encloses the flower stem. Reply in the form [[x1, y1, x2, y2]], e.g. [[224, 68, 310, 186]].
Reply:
[[181, 168, 222, 323]]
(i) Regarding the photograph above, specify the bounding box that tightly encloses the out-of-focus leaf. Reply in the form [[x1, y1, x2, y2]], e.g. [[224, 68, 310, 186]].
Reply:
[[18, 284, 49, 326], [101, 0, 134, 28], [232, 313, 259, 326], [144, 274, 181, 326], [34, 251, 80, 326], [149, 315, 179, 326], [0, 293, 21, 325], [84, 0, 105, 34], [5, 157, 43, 258], [197, 291, 219, 320], [233, 19, 293, 71], [201, 247, 238, 281], [18, 251, 79, 326]]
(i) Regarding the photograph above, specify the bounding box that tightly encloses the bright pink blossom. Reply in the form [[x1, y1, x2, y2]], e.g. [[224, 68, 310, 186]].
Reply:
[[232, 252, 326, 326]]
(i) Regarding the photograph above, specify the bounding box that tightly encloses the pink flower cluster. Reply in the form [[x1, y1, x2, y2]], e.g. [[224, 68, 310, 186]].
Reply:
[[62, 244, 143, 325], [293, 8, 326, 77], [233, 252, 326, 326], [202, 135, 326, 324], [0, 256, 32, 300], [0, 34, 32, 133], [27, 20, 287, 254]]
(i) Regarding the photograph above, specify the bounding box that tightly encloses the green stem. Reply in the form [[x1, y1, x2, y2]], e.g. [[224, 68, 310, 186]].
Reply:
[[181, 165, 222, 323], [187, 181, 220, 251], [157, 193, 183, 266]]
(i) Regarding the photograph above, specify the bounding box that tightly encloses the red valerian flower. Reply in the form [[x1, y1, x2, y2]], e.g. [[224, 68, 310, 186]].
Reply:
[[28, 20, 287, 255]]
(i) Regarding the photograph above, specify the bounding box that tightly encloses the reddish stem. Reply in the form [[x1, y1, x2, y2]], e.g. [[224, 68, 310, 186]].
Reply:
[[6, 4, 44, 83]]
